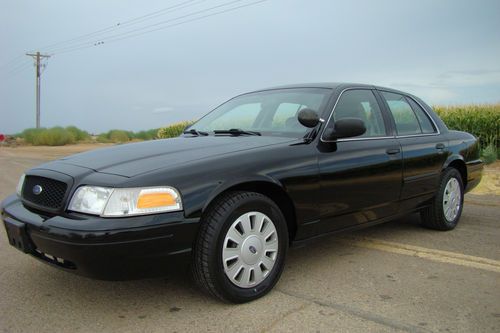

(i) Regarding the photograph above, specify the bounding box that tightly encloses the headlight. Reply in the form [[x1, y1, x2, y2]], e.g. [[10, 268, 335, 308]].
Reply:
[[16, 174, 26, 196], [68, 186, 113, 215], [68, 186, 182, 217]]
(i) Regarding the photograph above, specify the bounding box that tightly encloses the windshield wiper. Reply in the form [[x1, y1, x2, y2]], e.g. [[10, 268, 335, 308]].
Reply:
[[214, 128, 261, 136], [183, 128, 209, 136]]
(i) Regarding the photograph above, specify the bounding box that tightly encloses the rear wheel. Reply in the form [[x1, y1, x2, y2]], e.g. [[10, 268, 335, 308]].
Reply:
[[192, 191, 288, 303], [421, 168, 464, 230]]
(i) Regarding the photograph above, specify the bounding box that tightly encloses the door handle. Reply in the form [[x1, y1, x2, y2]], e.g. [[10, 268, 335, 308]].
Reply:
[[386, 148, 401, 155], [435, 143, 446, 150]]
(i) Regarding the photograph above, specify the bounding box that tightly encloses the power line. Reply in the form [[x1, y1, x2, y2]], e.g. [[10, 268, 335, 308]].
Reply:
[[3, 0, 268, 68], [101, 0, 268, 46], [32, 0, 209, 53], [51, 0, 266, 55], [0, 55, 27, 71], [4, 61, 33, 76], [2, 0, 207, 69], [47, 0, 248, 54]]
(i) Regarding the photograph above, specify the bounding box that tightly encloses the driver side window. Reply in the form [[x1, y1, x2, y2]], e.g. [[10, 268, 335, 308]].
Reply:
[[331, 89, 387, 138]]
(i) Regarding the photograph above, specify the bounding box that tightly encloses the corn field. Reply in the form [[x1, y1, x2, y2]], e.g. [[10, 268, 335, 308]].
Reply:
[[434, 104, 500, 148]]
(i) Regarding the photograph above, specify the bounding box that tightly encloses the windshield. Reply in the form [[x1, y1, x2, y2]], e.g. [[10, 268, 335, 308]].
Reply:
[[190, 88, 331, 138]]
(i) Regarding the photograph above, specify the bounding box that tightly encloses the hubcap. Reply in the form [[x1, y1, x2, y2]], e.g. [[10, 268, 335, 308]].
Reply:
[[222, 211, 278, 288], [443, 177, 461, 222]]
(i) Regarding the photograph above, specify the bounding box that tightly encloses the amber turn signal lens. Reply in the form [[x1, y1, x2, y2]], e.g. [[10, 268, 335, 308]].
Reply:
[[137, 192, 176, 209]]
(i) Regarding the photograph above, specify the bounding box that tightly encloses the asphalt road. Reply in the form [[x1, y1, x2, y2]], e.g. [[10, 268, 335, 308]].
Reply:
[[0, 148, 499, 333]]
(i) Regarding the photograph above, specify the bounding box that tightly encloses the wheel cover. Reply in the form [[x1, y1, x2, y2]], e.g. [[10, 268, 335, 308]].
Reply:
[[222, 211, 278, 288], [443, 177, 461, 222]]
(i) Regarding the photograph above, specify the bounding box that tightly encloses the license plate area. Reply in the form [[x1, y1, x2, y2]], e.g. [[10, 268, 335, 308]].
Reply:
[[3, 219, 34, 253]]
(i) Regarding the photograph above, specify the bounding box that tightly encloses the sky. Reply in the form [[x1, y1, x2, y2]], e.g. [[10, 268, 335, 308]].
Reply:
[[1, 0, 499, 134]]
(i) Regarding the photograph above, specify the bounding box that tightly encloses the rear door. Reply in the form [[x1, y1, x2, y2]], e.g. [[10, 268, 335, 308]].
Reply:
[[378, 90, 448, 210], [317, 88, 403, 232]]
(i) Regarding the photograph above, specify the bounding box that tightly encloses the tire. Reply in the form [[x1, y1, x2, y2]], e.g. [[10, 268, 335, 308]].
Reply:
[[421, 168, 464, 231], [192, 191, 288, 303]]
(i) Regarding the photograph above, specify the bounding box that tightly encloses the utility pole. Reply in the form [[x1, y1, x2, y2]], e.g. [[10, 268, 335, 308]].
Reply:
[[26, 52, 50, 128]]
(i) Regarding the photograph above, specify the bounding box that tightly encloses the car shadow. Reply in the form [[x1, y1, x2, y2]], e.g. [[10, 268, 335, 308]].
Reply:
[[12, 213, 427, 307]]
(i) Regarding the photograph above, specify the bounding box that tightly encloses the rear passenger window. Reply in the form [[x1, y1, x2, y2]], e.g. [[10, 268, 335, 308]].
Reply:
[[406, 97, 436, 134], [381, 92, 421, 135]]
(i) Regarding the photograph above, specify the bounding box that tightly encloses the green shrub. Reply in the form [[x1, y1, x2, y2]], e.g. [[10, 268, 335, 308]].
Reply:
[[132, 129, 159, 140], [21, 127, 75, 146], [157, 121, 194, 139], [19, 126, 90, 146], [21, 128, 45, 144], [97, 128, 163, 143], [96, 133, 111, 143], [108, 130, 131, 143], [96, 129, 132, 143], [65, 126, 90, 141], [481, 140, 498, 164]]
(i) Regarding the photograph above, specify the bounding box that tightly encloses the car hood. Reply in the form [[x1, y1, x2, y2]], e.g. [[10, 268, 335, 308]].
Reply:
[[37, 136, 297, 178]]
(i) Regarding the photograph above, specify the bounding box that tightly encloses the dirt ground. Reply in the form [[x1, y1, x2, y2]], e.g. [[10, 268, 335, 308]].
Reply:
[[0, 144, 499, 333]]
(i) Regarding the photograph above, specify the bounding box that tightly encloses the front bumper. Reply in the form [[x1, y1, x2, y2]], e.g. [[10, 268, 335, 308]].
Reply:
[[1, 195, 199, 280]]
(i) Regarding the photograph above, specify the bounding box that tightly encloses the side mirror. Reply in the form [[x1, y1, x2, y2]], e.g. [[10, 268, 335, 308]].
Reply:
[[297, 108, 320, 128], [323, 118, 366, 140]]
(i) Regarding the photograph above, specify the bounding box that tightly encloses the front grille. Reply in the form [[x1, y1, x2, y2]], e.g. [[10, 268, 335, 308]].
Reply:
[[22, 176, 68, 210]]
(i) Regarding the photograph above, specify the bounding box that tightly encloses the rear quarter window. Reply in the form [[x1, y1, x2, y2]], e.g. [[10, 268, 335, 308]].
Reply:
[[406, 97, 437, 134], [382, 91, 421, 135]]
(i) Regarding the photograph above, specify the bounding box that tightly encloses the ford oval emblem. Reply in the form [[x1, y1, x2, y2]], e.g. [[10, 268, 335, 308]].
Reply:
[[33, 185, 43, 195]]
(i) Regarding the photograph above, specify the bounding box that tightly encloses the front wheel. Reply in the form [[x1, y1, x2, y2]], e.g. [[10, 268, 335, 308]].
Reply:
[[421, 168, 464, 230], [192, 191, 288, 303]]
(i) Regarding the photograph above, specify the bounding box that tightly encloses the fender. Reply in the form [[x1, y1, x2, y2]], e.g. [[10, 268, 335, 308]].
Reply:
[[202, 175, 285, 212], [442, 153, 465, 170]]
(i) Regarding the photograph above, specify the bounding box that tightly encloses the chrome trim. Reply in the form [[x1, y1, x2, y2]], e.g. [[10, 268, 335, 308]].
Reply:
[[320, 87, 442, 143], [337, 136, 394, 142], [396, 133, 440, 138]]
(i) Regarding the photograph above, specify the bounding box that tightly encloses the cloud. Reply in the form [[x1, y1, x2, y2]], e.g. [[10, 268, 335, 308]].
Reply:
[[152, 106, 174, 114], [423, 88, 457, 104], [388, 68, 500, 104], [387, 82, 457, 104], [435, 69, 500, 87]]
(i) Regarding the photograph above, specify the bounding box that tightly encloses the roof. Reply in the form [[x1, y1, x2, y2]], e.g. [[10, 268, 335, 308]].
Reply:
[[253, 82, 414, 97], [261, 82, 372, 90]]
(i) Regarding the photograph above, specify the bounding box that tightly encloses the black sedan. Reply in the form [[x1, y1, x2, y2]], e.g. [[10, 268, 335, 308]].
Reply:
[[1, 83, 483, 303]]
